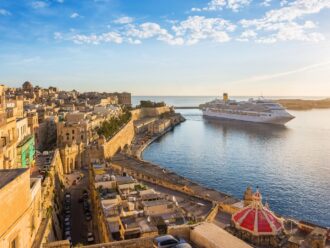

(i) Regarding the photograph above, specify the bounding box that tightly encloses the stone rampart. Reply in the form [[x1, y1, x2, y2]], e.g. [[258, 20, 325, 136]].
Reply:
[[103, 119, 135, 158], [83, 237, 154, 248], [139, 106, 171, 118], [100, 106, 171, 160]]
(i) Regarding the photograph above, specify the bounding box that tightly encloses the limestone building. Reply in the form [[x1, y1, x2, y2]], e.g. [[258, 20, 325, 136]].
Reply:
[[0, 85, 18, 169], [0, 168, 42, 248], [57, 112, 97, 173]]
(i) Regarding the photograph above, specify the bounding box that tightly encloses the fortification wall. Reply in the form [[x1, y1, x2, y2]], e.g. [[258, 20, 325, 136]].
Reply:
[[83, 237, 153, 248], [101, 106, 171, 159], [139, 106, 171, 118], [103, 119, 135, 158]]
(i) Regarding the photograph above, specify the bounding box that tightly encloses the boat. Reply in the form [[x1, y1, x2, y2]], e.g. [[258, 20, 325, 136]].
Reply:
[[201, 93, 295, 125]]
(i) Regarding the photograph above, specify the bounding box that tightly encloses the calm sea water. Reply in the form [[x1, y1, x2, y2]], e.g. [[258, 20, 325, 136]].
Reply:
[[136, 96, 330, 227]]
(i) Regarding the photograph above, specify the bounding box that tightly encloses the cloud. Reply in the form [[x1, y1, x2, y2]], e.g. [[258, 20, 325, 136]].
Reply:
[[261, 0, 272, 7], [56, 0, 328, 47], [227, 0, 251, 11], [172, 16, 235, 44], [114, 16, 134, 24], [240, 0, 330, 43], [237, 29, 257, 41], [241, 0, 330, 25], [71, 32, 123, 45], [124, 17, 234, 45], [0, 8, 11, 16], [191, 0, 251, 12], [54, 32, 63, 40], [126, 22, 184, 45], [31, 1, 48, 9], [127, 38, 142, 45], [70, 12, 79, 18], [232, 60, 330, 83]]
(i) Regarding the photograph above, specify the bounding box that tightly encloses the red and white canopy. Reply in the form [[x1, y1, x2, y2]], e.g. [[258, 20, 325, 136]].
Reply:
[[232, 189, 283, 236]]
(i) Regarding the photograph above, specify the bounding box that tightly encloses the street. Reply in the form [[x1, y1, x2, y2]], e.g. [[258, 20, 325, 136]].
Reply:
[[63, 169, 95, 246]]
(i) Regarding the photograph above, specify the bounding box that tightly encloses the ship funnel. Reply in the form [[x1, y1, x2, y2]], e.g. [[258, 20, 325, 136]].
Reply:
[[223, 93, 228, 102]]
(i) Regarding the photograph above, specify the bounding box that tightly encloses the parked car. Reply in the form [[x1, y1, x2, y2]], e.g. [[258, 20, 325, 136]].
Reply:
[[175, 244, 192, 248], [83, 201, 90, 211], [87, 232, 94, 244], [153, 235, 190, 248], [85, 212, 92, 221]]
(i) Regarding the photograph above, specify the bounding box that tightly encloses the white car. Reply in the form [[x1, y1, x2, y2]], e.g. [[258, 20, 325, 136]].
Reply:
[[153, 235, 192, 248], [87, 232, 94, 244]]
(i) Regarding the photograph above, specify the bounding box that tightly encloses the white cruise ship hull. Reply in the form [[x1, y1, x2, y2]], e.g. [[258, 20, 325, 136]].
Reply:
[[202, 109, 294, 125]]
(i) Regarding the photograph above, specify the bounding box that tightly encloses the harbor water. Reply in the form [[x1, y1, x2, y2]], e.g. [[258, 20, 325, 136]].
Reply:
[[135, 96, 330, 227]]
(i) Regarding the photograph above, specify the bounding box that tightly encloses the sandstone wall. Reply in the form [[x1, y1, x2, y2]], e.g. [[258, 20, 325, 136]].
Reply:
[[103, 119, 135, 159], [139, 106, 171, 118], [83, 237, 154, 248], [89, 106, 171, 161], [0, 170, 30, 237], [168, 225, 192, 241]]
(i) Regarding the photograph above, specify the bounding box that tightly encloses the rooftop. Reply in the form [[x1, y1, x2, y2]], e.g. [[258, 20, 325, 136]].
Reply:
[[192, 222, 253, 248], [142, 199, 171, 207], [0, 168, 28, 190]]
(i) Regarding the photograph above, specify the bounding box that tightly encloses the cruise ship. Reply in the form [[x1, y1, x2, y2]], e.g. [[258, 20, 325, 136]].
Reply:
[[201, 93, 295, 125]]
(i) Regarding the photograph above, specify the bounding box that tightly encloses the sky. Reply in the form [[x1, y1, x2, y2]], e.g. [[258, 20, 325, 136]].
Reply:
[[0, 0, 330, 96]]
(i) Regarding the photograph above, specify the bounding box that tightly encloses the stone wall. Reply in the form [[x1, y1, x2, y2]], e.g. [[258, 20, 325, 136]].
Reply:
[[139, 106, 171, 118], [205, 204, 219, 222], [78, 107, 173, 164], [83, 237, 154, 248], [103, 119, 135, 159], [168, 225, 192, 241], [0, 169, 42, 248], [34, 149, 65, 247]]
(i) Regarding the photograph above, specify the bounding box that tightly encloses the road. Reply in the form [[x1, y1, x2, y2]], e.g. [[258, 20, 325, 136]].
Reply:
[[64, 169, 94, 246]]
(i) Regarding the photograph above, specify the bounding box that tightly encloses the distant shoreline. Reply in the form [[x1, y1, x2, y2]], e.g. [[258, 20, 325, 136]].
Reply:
[[276, 98, 330, 110]]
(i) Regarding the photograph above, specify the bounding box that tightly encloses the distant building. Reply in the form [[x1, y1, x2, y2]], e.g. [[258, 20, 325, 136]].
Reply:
[[115, 92, 131, 106], [22, 81, 33, 91]]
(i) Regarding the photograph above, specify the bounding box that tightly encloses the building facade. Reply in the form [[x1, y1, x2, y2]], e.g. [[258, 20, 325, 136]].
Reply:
[[0, 169, 42, 248]]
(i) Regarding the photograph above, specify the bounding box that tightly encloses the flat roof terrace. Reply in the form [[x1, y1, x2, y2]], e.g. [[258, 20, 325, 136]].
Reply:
[[0, 168, 28, 189]]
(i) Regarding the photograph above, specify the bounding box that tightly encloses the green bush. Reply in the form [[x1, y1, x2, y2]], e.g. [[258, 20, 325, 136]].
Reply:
[[96, 110, 131, 139], [139, 100, 165, 108]]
